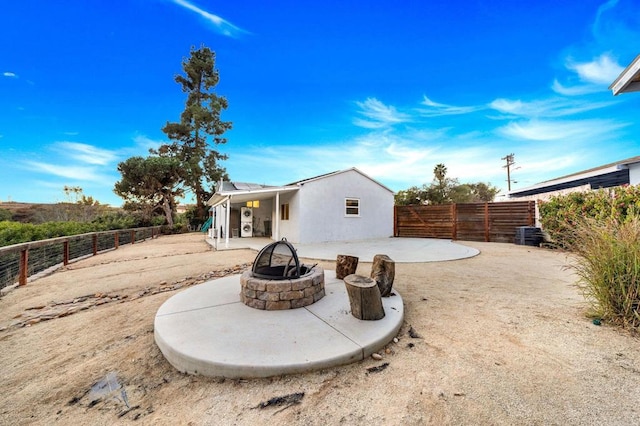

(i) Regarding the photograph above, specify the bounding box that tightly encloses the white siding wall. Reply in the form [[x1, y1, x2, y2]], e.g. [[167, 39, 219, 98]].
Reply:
[[277, 191, 300, 243], [295, 169, 394, 244], [251, 199, 273, 237], [630, 163, 640, 185]]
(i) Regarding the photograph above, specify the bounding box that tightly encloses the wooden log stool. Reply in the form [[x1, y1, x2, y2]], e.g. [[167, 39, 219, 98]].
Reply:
[[336, 254, 359, 279], [370, 254, 395, 297], [343, 274, 385, 320]]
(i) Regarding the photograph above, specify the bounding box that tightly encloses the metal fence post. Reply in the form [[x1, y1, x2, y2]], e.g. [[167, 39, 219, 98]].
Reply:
[[19, 249, 28, 286], [63, 241, 70, 266]]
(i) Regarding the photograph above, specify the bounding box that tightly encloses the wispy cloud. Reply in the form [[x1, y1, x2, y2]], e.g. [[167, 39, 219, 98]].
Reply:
[[417, 95, 481, 117], [567, 53, 623, 84], [498, 118, 628, 141], [170, 0, 247, 37], [489, 96, 614, 118], [132, 134, 164, 152], [590, 0, 640, 45], [23, 161, 105, 182], [52, 142, 118, 166], [3, 72, 18, 78], [551, 79, 601, 96], [552, 53, 624, 95], [353, 98, 411, 129], [226, 126, 509, 193]]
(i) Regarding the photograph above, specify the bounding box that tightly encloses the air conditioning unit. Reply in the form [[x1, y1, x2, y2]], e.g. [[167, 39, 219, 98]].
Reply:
[[241, 223, 253, 238], [514, 226, 542, 246], [241, 207, 253, 222]]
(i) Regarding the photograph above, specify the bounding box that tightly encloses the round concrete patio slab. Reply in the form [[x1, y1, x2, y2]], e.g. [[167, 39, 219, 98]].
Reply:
[[294, 238, 479, 262], [154, 270, 404, 378], [209, 237, 479, 263]]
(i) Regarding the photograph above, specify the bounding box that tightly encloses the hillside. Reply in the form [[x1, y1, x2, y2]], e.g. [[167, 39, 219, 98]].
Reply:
[[0, 202, 119, 224]]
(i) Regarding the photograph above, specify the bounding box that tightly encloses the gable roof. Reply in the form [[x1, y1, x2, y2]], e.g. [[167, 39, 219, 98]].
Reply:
[[610, 54, 640, 95], [207, 167, 394, 207], [287, 167, 394, 194]]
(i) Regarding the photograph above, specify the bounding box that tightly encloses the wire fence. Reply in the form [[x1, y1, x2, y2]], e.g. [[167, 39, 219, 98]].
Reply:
[[0, 227, 161, 291]]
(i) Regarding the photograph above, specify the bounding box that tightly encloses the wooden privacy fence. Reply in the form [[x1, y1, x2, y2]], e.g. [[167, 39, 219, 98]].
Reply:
[[0, 226, 162, 290], [394, 201, 536, 243]]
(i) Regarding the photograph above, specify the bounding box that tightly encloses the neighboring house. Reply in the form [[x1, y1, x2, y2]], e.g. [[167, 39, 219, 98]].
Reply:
[[507, 156, 640, 202], [610, 54, 640, 95], [175, 204, 195, 215], [206, 167, 395, 246]]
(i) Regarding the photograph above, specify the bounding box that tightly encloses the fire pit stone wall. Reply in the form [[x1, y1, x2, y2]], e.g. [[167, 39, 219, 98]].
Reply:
[[240, 266, 325, 310]]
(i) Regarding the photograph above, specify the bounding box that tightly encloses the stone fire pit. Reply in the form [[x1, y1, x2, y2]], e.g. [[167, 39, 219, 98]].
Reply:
[[240, 239, 325, 310], [240, 267, 325, 310]]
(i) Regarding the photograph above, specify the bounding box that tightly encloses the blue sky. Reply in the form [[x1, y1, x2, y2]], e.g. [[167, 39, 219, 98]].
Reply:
[[1, 0, 639, 206]]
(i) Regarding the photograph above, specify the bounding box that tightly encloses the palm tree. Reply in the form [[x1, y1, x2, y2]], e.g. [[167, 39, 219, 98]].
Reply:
[[433, 163, 447, 185]]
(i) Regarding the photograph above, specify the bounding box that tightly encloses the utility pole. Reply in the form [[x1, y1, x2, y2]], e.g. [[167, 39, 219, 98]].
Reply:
[[502, 153, 516, 191]]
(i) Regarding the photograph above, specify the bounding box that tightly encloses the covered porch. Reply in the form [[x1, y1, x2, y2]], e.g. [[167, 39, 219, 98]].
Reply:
[[206, 183, 298, 250]]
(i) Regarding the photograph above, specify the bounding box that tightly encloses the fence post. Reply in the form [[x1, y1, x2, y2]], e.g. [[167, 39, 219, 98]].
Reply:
[[19, 249, 28, 286], [63, 240, 70, 266], [528, 201, 535, 226], [114, 232, 119, 249], [484, 203, 490, 242], [130, 230, 135, 244], [451, 204, 457, 240], [92, 235, 98, 256], [393, 206, 398, 237]]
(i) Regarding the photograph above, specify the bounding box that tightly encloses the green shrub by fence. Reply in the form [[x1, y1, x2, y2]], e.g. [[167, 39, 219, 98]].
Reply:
[[539, 184, 640, 329], [565, 216, 640, 328], [539, 185, 640, 247]]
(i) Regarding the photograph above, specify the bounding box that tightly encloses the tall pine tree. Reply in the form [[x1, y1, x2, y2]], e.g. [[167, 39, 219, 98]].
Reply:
[[155, 45, 232, 220]]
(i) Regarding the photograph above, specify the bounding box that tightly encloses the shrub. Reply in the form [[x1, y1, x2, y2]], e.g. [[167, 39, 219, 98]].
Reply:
[[539, 185, 640, 247], [0, 209, 12, 221], [91, 211, 140, 229], [0, 221, 102, 246], [565, 215, 640, 328]]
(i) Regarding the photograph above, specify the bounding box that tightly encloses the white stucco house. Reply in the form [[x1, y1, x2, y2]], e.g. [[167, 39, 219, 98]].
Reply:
[[206, 167, 394, 247]]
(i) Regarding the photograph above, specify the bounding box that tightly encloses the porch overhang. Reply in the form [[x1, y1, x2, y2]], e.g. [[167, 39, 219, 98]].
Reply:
[[207, 186, 299, 208]]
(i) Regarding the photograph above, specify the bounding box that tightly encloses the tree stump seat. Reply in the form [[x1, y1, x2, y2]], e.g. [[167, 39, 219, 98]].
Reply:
[[336, 254, 359, 279], [370, 254, 395, 297], [343, 274, 385, 320]]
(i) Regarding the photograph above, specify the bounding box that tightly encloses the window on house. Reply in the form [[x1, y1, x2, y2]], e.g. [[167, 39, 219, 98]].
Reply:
[[280, 203, 290, 220], [345, 198, 360, 217]]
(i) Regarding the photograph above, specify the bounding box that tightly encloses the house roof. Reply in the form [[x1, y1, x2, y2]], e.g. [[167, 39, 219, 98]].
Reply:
[[287, 167, 395, 194], [207, 167, 394, 207], [207, 182, 299, 207], [509, 155, 640, 197], [609, 54, 640, 95]]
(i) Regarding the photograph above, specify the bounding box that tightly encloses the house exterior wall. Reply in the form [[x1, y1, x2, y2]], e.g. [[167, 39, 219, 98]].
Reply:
[[630, 163, 640, 185], [251, 199, 273, 237], [277, 191, 300, 243], [295, 169, 394, 244]]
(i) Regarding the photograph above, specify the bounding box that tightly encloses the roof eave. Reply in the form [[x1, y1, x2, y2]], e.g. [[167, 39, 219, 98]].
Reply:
[[609, 54, 640, 96], [206, 186, 300, 206]]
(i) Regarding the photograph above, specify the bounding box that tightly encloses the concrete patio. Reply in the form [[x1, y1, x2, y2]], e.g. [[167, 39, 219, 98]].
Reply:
[[206, 236, 480, 263]]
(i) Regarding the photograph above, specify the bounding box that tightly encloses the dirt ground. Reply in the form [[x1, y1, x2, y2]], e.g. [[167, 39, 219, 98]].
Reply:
[[2, 233, 640, 425]]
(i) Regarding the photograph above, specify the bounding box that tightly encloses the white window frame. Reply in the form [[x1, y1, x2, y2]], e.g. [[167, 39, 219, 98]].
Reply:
[[345, 198, 360, 217]]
